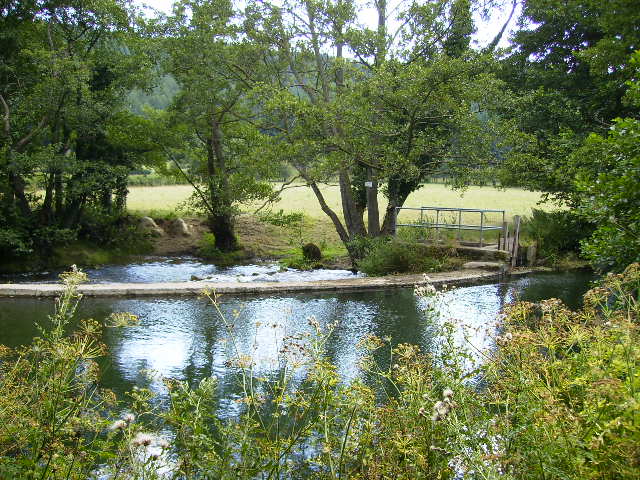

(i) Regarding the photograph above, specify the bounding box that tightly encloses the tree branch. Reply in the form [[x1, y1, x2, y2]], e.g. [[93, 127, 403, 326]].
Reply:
[[164, 148, 216, 217], [253, 175, 302, 214], [485, 0, 518, 52], [0, 93, 10, 137]]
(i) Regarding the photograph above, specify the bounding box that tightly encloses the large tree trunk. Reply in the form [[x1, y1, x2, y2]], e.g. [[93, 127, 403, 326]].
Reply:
[[380, 174, 420, 235], [40, 173, 54, 224], [62, 198, 85, 229], [208, 116, 239, 252], [366, 166, 380, 236], [209, 213, 238, 252], [8, 170, 31, 218], [339, 169, 366, 238], [54, 171, 63, 219]]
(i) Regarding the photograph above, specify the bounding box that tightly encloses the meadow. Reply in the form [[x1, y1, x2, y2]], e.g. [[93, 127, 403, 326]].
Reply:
[[127, 182, 553, 221]]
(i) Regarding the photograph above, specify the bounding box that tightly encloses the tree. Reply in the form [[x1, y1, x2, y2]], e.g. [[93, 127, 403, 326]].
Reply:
[[498, 0, 640, 204], [573, 53, 640, 271], [0, 0, 152, 258], [245, 0, 514, 258], [162, 0, 277, 251]]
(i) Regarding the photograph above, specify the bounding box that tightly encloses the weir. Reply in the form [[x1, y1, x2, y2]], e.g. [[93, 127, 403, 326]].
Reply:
[[0, 268, 541, 298]]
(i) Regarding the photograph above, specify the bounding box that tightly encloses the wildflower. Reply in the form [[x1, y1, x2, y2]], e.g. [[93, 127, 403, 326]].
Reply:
[[158, 439, 170, 449], [110, 419, 127, 431], [442, 388, 454, 399], [434, 401, 449, 416], [123, 413, 135, 423], [432, 399, 452, 421], [132, 432, 153, 447]]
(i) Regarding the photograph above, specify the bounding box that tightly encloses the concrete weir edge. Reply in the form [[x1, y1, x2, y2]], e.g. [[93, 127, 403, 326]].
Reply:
[[0, 268, 544, 298]]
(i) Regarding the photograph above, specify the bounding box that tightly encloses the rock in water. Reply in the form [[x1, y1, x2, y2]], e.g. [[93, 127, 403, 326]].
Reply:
[[170, 218, 191, 236], [138, 217, 164, 237], [462, 261, 506, 271]]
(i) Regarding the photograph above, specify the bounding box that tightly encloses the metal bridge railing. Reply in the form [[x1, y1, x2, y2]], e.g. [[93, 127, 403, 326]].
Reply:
[[394, 206, 507, 248]]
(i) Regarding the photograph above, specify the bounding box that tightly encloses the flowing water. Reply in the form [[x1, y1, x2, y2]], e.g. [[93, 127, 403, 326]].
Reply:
[[1, 256, 362, 284], [0, 270, 595, 406]]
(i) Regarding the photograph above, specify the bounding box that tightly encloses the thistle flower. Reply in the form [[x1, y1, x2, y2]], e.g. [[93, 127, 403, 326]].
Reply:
[[110, 419, 127, 431], [132, 432, 153, 447], [432, 400, 451, 421], [442, 388, 454, 399], [158, 439, 170, 449], [123, 413, 135, 423]]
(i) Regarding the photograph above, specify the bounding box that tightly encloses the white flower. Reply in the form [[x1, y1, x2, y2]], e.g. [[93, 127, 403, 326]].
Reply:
[[123, 413, 135, 423], [110, 419, 127, 431], [442, 388, 454, 399], [433, 401, 449, 416], [132, 432, 153, 447], [158, 439, 170, 449]]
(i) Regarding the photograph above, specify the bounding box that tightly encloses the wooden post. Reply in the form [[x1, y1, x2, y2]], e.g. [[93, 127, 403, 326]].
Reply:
[[393, 207, 398, 236], [511, 215, 521, 268], [526, 242, 538, 266], [501, 221, 508, 250]]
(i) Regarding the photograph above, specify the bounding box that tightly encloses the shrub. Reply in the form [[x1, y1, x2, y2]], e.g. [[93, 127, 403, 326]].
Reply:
[[0, 269, 160, 478], [483, 263, 640, 479], [198, 232, 221, 258], [302, 242, 322, 261], [520, 209, 595, 261], [3, 265, 640, 479], [357, 238, 462, 276]]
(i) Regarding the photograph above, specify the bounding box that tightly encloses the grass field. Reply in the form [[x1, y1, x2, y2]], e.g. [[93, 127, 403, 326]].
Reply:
[[127, 183, 554, 221], [125, 183, 555, 258]]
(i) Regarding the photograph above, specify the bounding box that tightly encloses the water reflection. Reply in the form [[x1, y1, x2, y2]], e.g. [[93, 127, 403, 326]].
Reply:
[[0, 270, 595, 405]]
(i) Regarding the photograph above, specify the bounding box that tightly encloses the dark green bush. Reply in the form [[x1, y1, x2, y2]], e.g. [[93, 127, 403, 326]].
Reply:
[[357, 239, 461, 276], [302, 242, 322, 261], [521, 209, 595, 259], [79, 212, 151, 254]]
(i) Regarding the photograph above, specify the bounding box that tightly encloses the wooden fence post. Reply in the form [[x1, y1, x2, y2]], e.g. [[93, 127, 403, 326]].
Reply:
[[511, 215, 521, 268]]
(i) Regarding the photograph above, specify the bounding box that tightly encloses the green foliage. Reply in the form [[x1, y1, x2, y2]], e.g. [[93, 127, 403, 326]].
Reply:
[[79, 212, 152, 254], [574, 116, 640, 271], [0, 269, 162, 478], [0, 0, 156, 262], [520, 209, 595, 261], [357, 238, 462, 276], [573, 55, 640, 271], [499, 0, 640, 203], [127, 173, 186, 187], [198, 232, 222, 259], [485, 263, 640, 479], [257, 209, 305, 229]]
